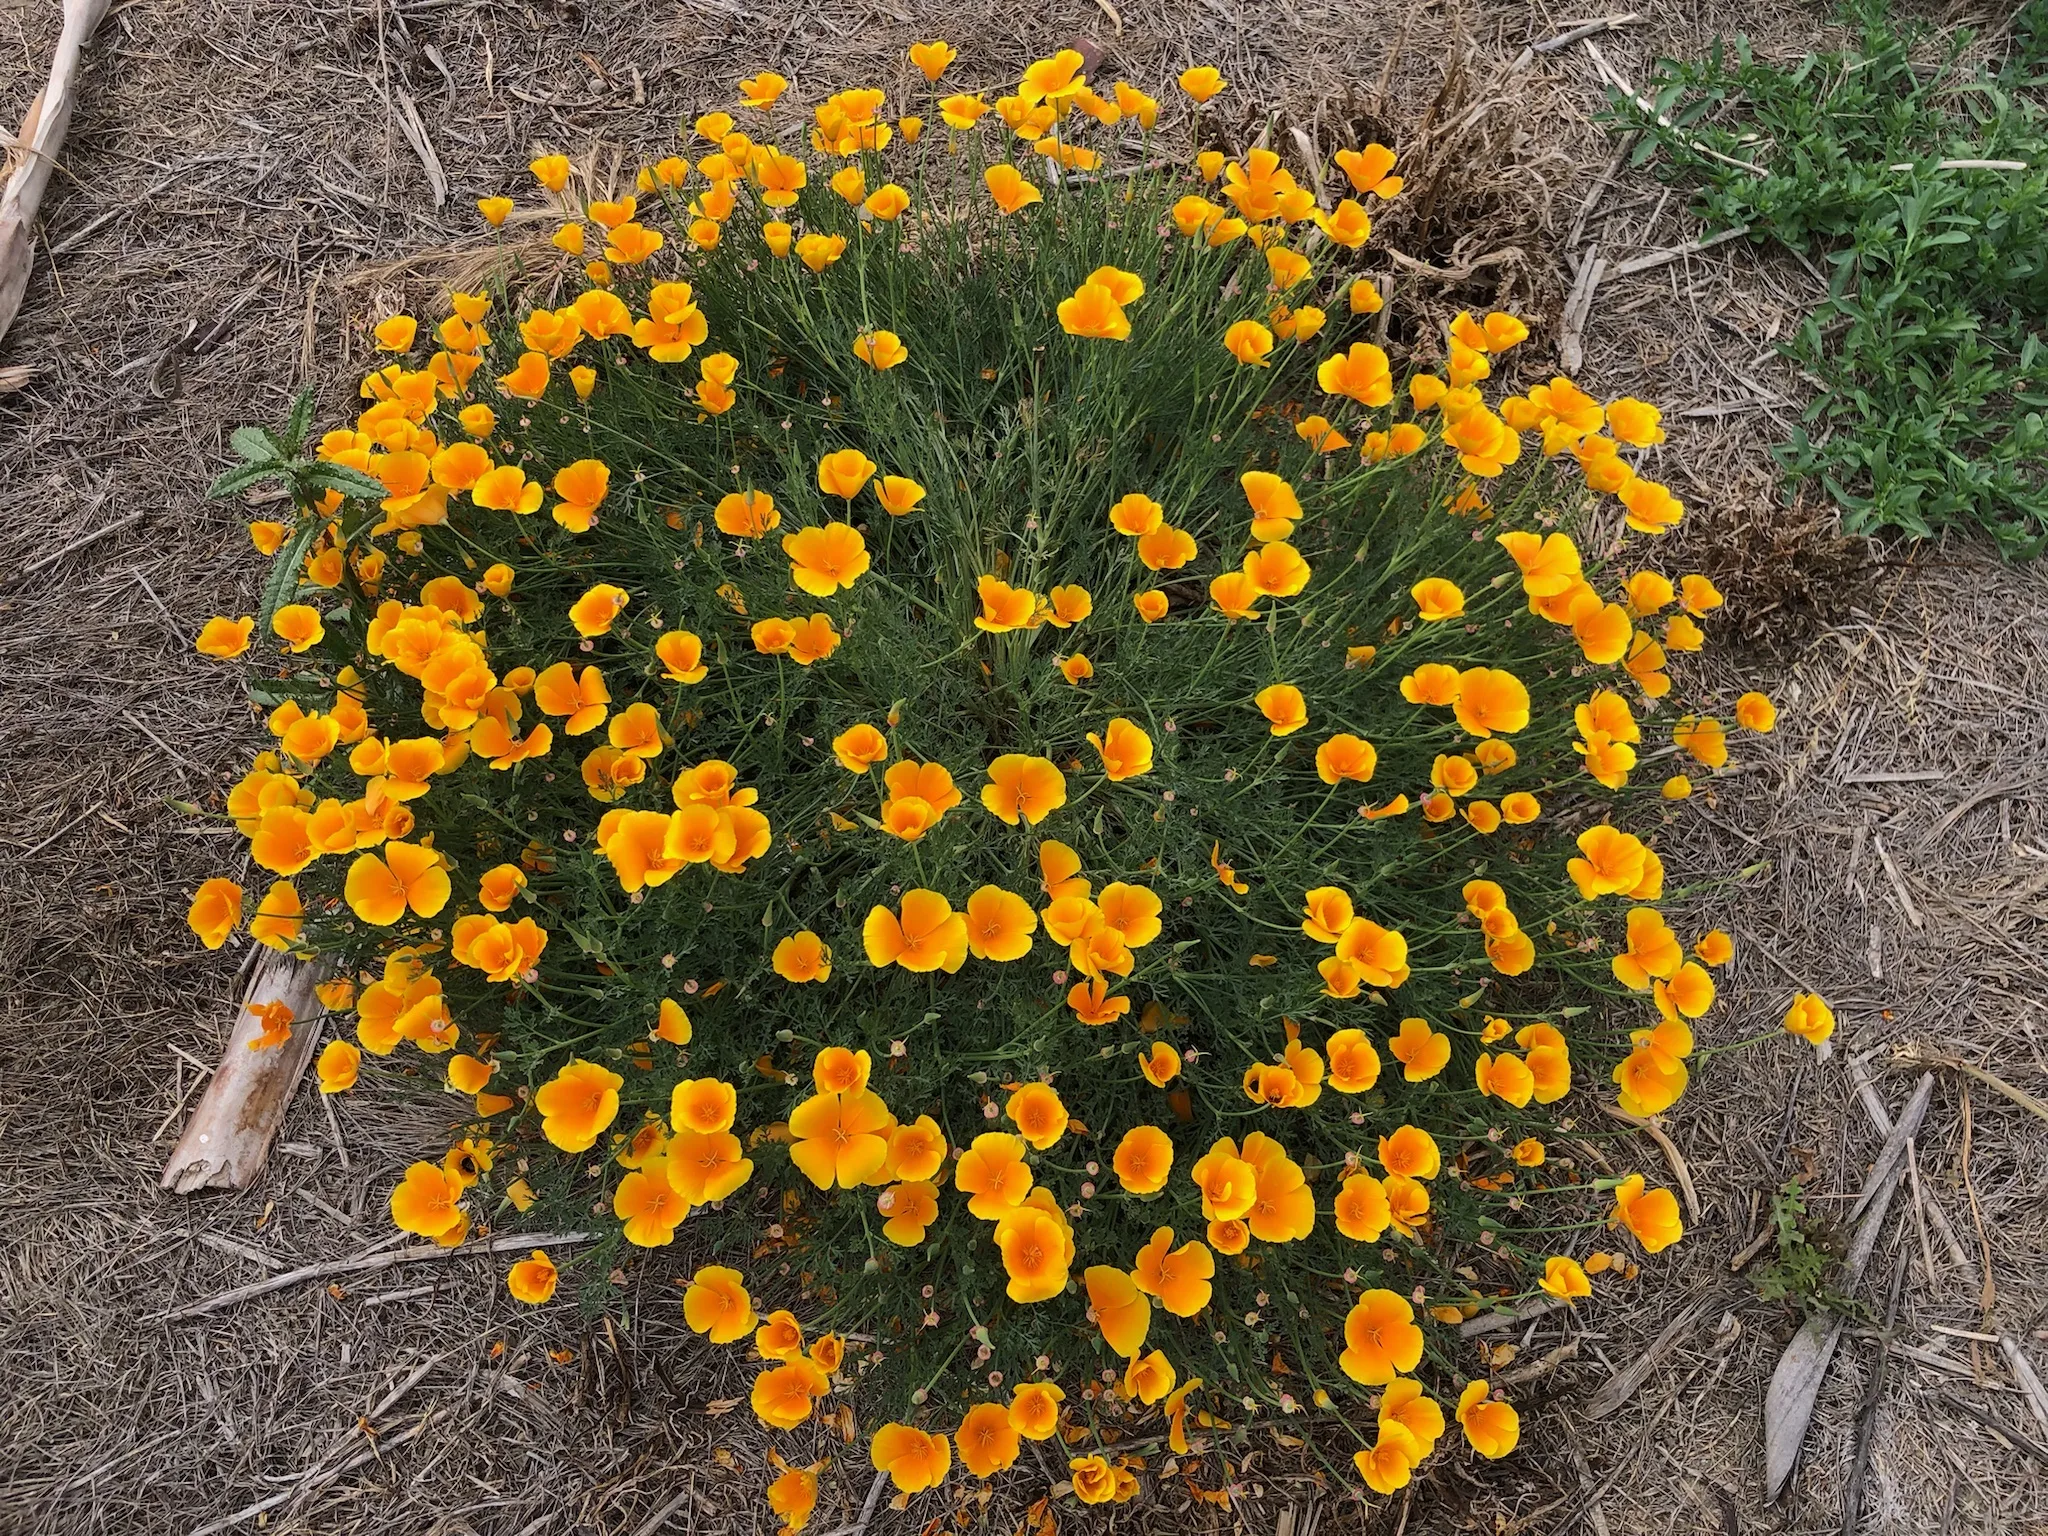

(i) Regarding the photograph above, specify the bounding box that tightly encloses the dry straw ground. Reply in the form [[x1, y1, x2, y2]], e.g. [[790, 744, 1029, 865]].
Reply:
[[2, 0, 2045, 1531]]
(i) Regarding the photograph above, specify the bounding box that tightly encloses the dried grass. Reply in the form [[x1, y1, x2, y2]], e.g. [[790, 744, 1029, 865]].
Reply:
[[4, 0, 2047, 1531]]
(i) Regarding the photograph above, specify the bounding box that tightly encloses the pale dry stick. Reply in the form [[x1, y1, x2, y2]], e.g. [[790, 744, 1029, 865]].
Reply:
[[1596, 1101, 1701, 1223], [1499, 1338, 1578, 1386], [0, 0, 114, 345], [1905, 1137, 1943, 1286], [1584, 41, 1768, 178], [1567, 1439, 1614, 1536], [1383, 245, 1525, 282], [1939, 1391, 2048, 1466], [53, 1428, 184, 1496], [1959, 1087, 1996, 1386], [1893, 1043, 2048, 1128], [17, 807, 91, 858], [1610, 224, 1753, 277], [186, 1408, 448, 1536], [1568, 135, 1637, 252], [1907, 1136, 1978, 1287], [195, 1231, 281, 1271], [126, 566, 177, 624], [362, 1282, 437, 1307], [5, 509, 145, 586], [629, 1472, 696, 1536], [1870, 833, 1926, 929], [162, 950, 329, 1193], [150, 1063, 212, 1142], [812, 1469, 892, 1536], [1511, 12, 1643, 69], [1460, 1293, 1567, 1339], [319, 1065, 351, 1173], [1557, 247, 1605, 375], [158, 1230, 595, 1321], [2001, 1336, 2048, 1444], [1887, 158, 2029, 172], [1762, 1072, 1934, 1499], [1582, 1288, 1727, 1418], [391, 86, 448, 206], [122, 709, 205, 772]]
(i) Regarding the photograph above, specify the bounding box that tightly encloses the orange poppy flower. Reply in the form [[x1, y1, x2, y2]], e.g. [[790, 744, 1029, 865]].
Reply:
[[1087, 717, 1153, 780], [1457, 1381, 1521, 1458], [953, 1131, 1032, 1217], [1132, 1227, 1213, 1315], [1339, 1288, 1423, 1385], [752, 1359, 828, 1430], [1335, 1171, 1390, 1241], [1388, 1017, 1451, 1081], [864, 889, 969, 973], [783, 521, 870, 595], [787, 1088, 895, 1189], [995, 1204, 1072, 1302], [870, 1424, 951, 1494], [980, 754, 1065, 824], [390, 1162, 465, 1238], [682, 1264, 756, 1341], [1107, 1124, 1172, 1195], [955, 1402, 1020, 1478], [344, 840, 451, 926], [1084, 1264, 1152, 1357], [534, 1059, 623, 1152]]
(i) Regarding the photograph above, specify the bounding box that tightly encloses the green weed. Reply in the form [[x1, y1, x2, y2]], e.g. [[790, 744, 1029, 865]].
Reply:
[[1606, 1, 2048, 554]]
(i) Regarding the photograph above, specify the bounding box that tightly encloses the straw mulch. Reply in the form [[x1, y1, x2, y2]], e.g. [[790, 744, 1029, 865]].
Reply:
[[3, 1, 2045, 1531]]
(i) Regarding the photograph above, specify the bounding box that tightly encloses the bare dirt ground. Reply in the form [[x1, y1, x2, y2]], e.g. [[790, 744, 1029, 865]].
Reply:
[[4, 0, 2046, 1532]]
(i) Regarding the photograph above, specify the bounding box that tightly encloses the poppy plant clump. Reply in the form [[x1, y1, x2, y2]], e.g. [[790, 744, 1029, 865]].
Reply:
[[186, 45, 1804, 1516]]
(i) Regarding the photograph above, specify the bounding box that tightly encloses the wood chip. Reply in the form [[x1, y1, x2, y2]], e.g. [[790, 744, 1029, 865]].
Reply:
[[0, 0, 115, 346], [161, 950, 329, 1193], [1583, 1289, 1724, 1419], [1764, 1073, 1933, 1498], [1596, 1101, 1701, 1222]]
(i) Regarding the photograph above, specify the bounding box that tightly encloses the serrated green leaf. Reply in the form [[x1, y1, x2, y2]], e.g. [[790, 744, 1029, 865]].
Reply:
[[286, 388, 317, 455], [231, 424, 285, 464], [300, 463, 389, 502], [207, 461, 283, 498]]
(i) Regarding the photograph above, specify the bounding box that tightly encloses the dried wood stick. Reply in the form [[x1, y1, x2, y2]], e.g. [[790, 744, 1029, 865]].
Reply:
[[5, 510, 144, 586], [1611, 224, 1753, 277], [0, 0, 113, 346], [1596, 1101, 1701, 1222], [161, 949, 328, 1193], [1584, 41, 1768, 179], [1893, 1043, 2048, 1128], [159, 1230, 596, 1321]]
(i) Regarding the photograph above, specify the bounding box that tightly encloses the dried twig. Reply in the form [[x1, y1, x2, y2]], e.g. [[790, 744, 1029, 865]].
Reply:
[[1842, 1251, 1908, 1533], [4, 509, 144, 586], [0, 0, 114, 345], [1583, 1289, 1725, 1419], [1892, 1043, 2048, 1127], [1459, 1293, 1565, 1338], [1584, 41, 1767, 178], [1940, 1391, 2048, 1466], [159, 1230, 596, 1321], [161, 949, 329, 1193], [188, 1408, 450, 1536], [1557, 247, 1604, 374], [1611, 224, 1752, 277], [1596, 1101, 1701, 1222], [1763, 1073, 1934, 1500]]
